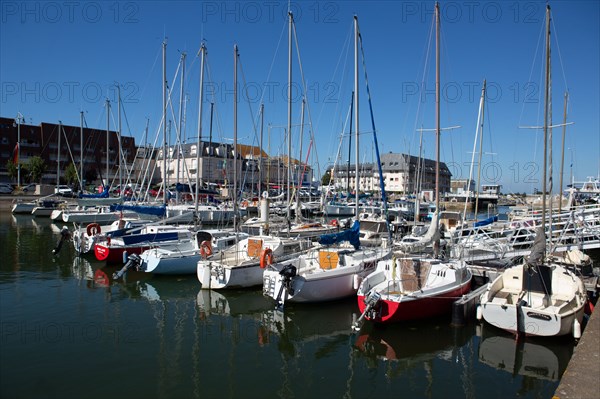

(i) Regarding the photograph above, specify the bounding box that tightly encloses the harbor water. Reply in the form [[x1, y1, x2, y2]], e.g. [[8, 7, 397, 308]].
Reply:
[[0, 211, 588, 399]]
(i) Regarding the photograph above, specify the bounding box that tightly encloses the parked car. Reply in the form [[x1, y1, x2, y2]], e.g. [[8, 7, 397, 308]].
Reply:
[[0, 183, 14, 194], [22, 183, 36, 192], [54, 185, 73, 196]]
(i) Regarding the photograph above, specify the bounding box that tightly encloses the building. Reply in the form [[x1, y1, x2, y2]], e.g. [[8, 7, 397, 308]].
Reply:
[[1, 116, 313, 194], [331, 152, 452, 196], [0, 117, 136, 188], [157, 141, 313, 195], [451, 179, 476, 195]]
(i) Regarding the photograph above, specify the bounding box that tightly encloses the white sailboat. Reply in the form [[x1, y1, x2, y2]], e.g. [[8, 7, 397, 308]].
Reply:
[[262, 15, 392, 308], [478, 5, 587, 339]]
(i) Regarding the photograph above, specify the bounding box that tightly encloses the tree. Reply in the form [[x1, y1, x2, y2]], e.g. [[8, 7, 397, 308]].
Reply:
[[321, 170, 332, 186], [26, 156, 47, 183], [5, 161, 17, 182], [64, 163, 79, 186]]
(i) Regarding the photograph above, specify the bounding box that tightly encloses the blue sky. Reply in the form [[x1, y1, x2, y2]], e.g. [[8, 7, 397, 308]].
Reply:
[[2, 0, 599, 194]]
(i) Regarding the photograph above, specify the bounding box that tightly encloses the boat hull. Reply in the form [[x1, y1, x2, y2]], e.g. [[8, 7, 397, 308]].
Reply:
[[141, 249, 201, 275], [480, 302, 584, 337], [197, 261, 264, 289], [11, 202, 36, 214], [94, 243, 150, 263], [357, 279, 471, 323]]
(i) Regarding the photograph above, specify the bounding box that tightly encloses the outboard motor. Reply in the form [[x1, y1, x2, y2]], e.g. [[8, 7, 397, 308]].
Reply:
[[352, 290, 382, 331], [274, 265, 297, 311], [113, 253, 142, 280], [52, 226, 72, 255]]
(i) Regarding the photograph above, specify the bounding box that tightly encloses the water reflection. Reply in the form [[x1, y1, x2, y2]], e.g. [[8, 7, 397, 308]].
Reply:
[[478, 324, 573, 381], [354, 318, 474, 374], [0, 211, 582, 399]]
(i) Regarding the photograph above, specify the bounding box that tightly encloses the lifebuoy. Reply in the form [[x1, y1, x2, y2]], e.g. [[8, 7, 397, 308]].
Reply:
[[259, 248, 274, 269], [87, 223, 101, 236], [331, 219, 339, 227], [200, 240, 213, 258]]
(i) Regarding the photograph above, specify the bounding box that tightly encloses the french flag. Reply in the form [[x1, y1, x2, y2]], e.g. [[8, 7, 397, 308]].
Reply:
[[12, 143, 18, 164]]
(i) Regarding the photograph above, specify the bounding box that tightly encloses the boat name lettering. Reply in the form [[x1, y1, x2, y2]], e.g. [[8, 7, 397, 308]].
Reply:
[[526, 312, 551, 321]]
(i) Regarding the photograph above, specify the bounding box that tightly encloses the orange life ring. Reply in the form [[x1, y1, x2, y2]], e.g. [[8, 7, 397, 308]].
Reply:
[[200, 240, 213, 258], [87, 223, 101, 236], [241, 200, 249, 208], [259, 248, 274, 269]]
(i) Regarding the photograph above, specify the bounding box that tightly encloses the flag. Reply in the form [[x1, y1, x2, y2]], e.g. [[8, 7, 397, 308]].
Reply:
[[12, 143, 18, 164]]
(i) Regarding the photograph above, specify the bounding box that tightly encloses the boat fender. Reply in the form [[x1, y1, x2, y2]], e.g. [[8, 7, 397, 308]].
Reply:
[[260, 248, 274, 269], [476, 305, 483, 321], [200, 240, 213, 258], [87, 223, 101, 236], [573, 319, 581, 339], [353, 274, 361, 290]]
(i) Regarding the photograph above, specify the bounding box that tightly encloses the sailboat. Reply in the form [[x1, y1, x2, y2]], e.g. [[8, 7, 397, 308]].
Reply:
[[261, 15, 392, 308], [478, 5, 587, 339], [353, 3, 472, 329], [197, 41, 314, 289]]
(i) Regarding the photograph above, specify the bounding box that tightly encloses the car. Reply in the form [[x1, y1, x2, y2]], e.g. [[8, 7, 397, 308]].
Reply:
[[0, 183, 13, 194], [54, 185, 73, 196], [22, 183, 36, 192]]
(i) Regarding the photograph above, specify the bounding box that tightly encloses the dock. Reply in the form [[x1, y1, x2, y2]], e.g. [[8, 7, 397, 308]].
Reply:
[[553, 304, 600, 399]]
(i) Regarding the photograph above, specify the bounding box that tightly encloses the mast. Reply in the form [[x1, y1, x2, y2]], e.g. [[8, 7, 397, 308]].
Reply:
[[558, 91, 568, 214], [347, 91, 354, 195], [117, 84, 122, 198], [286, 11, 293, 222], [295, 98, 305, 223], [143, 118, 149, 169], [80, 111, 84, 192], [464, 81, 486, 218], [542, 5, 551, 239], [233, 44, 239, 231], [16, 113, 21, 187], [354, 15, 359, 219], [196, 43, 206, 218], [415, 128, 424, 223], [57, 121, 62, 186], [259, 103, 264, 199], [474, 79, 487, 216], [162, 39, 168, 205], [435, 1, 440, 214], [177, 52, 187, 203], [105, 99, 110, 188]]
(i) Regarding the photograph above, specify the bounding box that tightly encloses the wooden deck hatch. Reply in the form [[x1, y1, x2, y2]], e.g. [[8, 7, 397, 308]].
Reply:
[[319, 251, 339, 270], [247, 239, 263, 258]]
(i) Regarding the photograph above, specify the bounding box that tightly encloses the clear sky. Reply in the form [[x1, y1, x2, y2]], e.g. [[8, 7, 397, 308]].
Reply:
[[2, 0, 598, 194]]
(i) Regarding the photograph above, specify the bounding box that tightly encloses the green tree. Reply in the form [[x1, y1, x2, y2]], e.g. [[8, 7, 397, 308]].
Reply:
[[64, 163, 79, 186], [26, 156, 47, 183], [5, 161, 17, 182], [321, 170, 332, 186]]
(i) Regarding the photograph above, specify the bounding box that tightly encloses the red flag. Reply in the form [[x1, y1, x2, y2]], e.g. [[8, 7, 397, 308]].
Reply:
[[12, 143, 18, 164]]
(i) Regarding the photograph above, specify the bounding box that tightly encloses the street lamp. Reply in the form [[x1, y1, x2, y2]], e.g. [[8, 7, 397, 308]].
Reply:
[[13, 113, 24, 188]]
